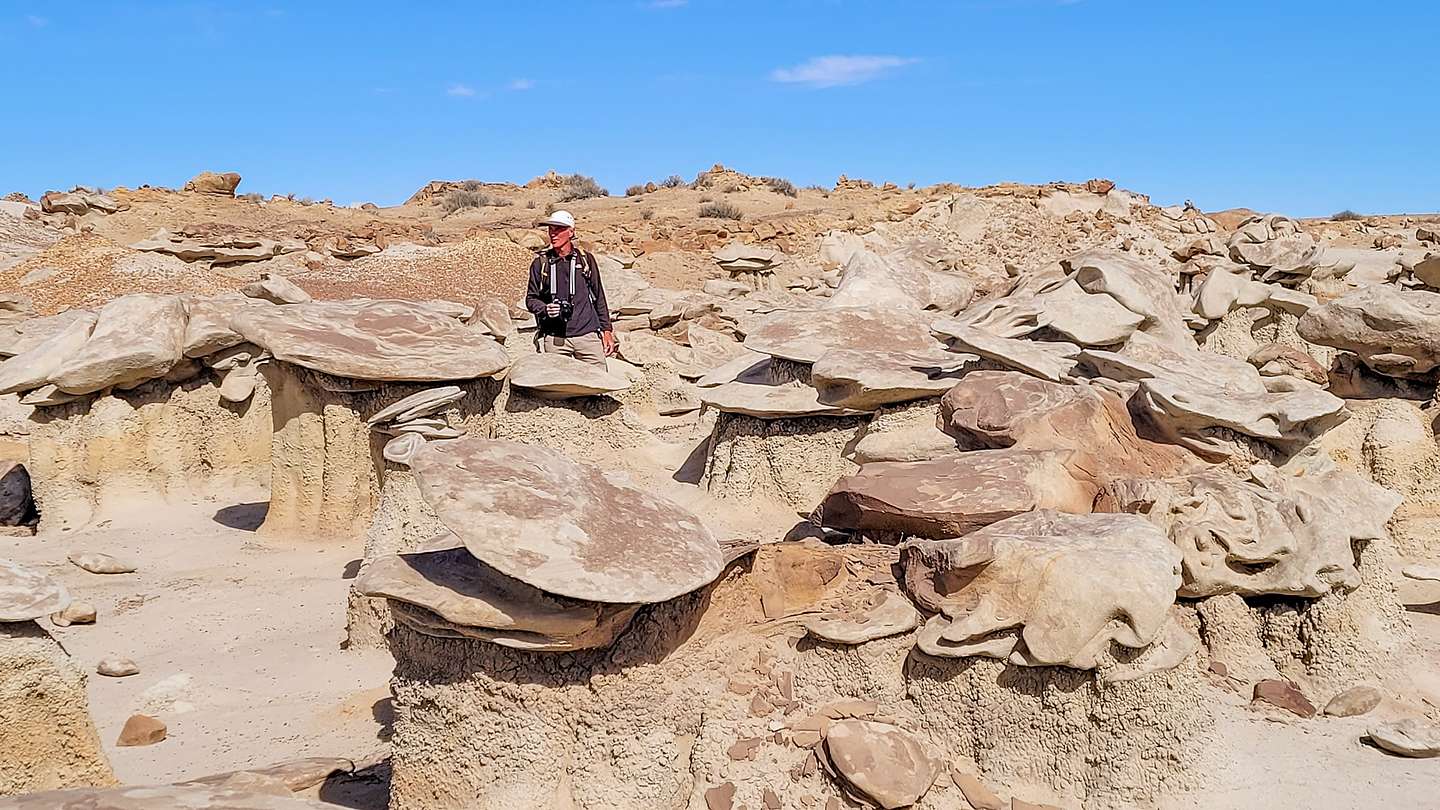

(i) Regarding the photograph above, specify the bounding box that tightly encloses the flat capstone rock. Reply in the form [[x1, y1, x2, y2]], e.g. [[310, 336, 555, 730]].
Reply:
[[409, 437, 724, 603], [0, 784, 338, 808], [0, 558, 71, 622], [508, 353, 631, 398], [1368, 718, 1440, 757]]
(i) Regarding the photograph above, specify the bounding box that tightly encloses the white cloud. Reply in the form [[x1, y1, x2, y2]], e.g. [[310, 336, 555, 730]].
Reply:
[[649, 0, 688, 8], [26, 14, 48, 27], [508, 78, 535, 91], [446, 83, 476, 97], [770, 55, 918, 88]]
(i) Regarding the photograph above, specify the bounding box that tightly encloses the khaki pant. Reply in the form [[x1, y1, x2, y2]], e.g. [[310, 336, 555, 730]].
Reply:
[[540, 332, 606, 366]]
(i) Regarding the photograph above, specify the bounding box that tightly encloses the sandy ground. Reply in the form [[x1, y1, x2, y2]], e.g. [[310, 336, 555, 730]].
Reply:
[[0, 490, 394, 799]]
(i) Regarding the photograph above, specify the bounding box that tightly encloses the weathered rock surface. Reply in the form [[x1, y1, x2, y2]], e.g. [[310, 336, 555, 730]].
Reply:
[[829, 249, 973, 312], [241, 274, 312, 305], [823, 720, 941, 809], [183, 170, 243, 196], [49, 601, 95, 627], [820, 449, 1097, 539], [181, 295, 271, 358], [901, 510, 1183, 669], [0, 310, 93, 359], [1252, 679, 1317, 717], [356, 544, 640, 651], [131, 229, 304, 265], [801, 587, 921, 645], [0, 559, 70, 621], [67, 552, 136, 575], [1298, 285, 1440, 376], [701, 381, 862, 418], [508, 353, 630, 398], [744, 307, 941, 364], [810, 348, 971, 410], [1368, 719, 1440, 757], [51, 294, 186, 394], [0, 462, 35, 526], [3, 784, 337, 808], [1248, 343, 1327, 384], [116, 714, 167, 747], [96, 657, 139, 678], [1324, 685, 1382, 717], [1063, 249, 1192, 346], [0, 313, 96, 395], [409, 438, 722, 603], [931, 318, 1080, 382], [234, 299, 510, 381]]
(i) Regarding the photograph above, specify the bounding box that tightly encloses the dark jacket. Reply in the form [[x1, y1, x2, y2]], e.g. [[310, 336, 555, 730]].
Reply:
[[524, 248, 612, 338]]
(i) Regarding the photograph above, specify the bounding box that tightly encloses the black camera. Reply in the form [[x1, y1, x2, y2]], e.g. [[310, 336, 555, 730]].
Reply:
[[556, 299, 574, 319]]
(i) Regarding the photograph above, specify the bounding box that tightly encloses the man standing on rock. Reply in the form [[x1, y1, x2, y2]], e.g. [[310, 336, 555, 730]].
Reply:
[[525, 209, 617, 366]]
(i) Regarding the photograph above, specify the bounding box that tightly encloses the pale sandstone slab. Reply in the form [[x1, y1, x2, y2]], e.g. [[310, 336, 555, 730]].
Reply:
[[409, 437, 722, 603], [823, 719, 942, 809], [0, 784, 336, 808], [802, 587, 921, 645], [508, 353, 630, 399], [930, 318, 1080, 382], [181, 294, 273, 358], [700, 381, 863, 418], [0, 558, 70, 622], [0, 311, 93, 359], [1368, 719, 1440, 757], [901, 510, 1182, 669], [744, 307, 942, 364], [811, 348, 973, 410], [1298, 286, 1440, 376], [234, 299, 510, 381], [0, 313, 96, 395], [52, 294, 186, 394], [1063, 249, 1192, 346]]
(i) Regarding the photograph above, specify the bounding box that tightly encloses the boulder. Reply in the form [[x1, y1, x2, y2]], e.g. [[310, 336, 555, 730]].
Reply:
[[51, 294, 186, 394], [1368, 719, 1440, 757], [181, 294, 272, 358], [938, 371, 1190, 480], [233, 299, 510, 381], [508, 353, 630, 399], [357, 543, 639, 651], [810, 348, 973, 410], [1324, 685, 1382, 717], [1227, 215, 1325, 280], [68, 552, 137, 575], [408, 437, 723, 603], [1248, 343, 1327, 385], [1298, 286, 1440, 376], [1252, 679, 1317, 717], [900, 510, 1183, 669], [1132, 377, 1347, 457], [116, 714, 167, 746], [39, 189, 122, 215], [1101, 465, 1400, 598], [829, 249, 973, 312], [819, 449, 1097, 539], [0, 310, 94, 359], [1034, 280, 1145, 346], [240, 274, 312, 305], [801, 587, 921, 645], [50, 601, 96, 627], [1063, 249, 1192, 347], [464, 296, 516, 342], [616, 332, 696, 368], [96, 658, 139, 678], [0, 559, 70, 622], [1191, 267, 1273, 320], [366, 386, 466, 427], [744, 307, 942, 364], [700, 381, 862, 418], [930, 318, 1080, 382], [0, 313, 96, 395], [822, 720, 941, 809], [183, 171, 242, 196]]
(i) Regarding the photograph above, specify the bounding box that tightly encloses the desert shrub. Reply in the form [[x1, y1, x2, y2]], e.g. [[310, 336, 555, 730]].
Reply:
[[299, 196, 316, 206], [558, 173, 607, 201], [641, 208, 654, 220], [907, 182, 916, 190], [699, 200, 742, 220], [660, 174, 686, 189], [1332, 209, 1364, 221], [441, 189, 510, 213], [626, 184, 647, 197], [762, 176, 798, 197], [525, 200, 537, 209], [461, 179, 484, 192]]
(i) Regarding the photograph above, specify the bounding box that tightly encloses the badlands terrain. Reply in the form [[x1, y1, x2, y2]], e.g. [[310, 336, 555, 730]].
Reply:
[[0, 167, 1438, 810]]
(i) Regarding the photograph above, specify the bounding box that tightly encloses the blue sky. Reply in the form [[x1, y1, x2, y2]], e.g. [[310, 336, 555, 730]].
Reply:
[[1, 1, 1435, 216]]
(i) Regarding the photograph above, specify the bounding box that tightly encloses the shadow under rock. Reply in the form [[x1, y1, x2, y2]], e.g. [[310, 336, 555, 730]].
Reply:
[[316, 759, 392, 810], [213, 501, 269, 532], [672, 435, 712, 484]]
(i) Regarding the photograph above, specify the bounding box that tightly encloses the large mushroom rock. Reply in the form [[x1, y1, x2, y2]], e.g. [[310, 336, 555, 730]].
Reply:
[[900, 510, 1185, 669], [743, 306, 942, 364], [409, 437, 723, 603], [1100, 465, 1401, 598], [1298, 285, 1440, 377], [257, 364, 500, 541], [507, 353, 630, 399], [183, 170, 242, 196], [0, 559, 69, 622], [24, 364, 272, 532], [938, 371, 1191, 480], [2, 566, 115, 794], [1061, 249, 1193, 347], [233, 299, 511, 382], [357, 542, 641, 651], [810, 348, 974, 410], [1227, 214, 1326, 281], [713, 242, 785, 289], [930, 317, 1080, 382], [50, 294, 187, 395], [828, 249, 974, 313], [0, 313, 96, 396], [5, 785, 339, 808], [382, 533, 1210, 810], [819, 449, 1098, 540]]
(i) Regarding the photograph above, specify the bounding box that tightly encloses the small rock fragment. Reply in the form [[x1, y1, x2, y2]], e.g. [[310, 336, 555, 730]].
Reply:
[[1011, 800, 1063, 810], [705, 781, 737, 810], [117, 713, 167, 746], [97, 657, 139, 677], [1368, 719, 1440, 757], [1324, 685, 1383, 717], [751, 692, 776, 716], [762, 787, 782, 809], [823, 720, 941, 809], [952, 769, 1005, 810], [1402, 564, 1440, 582], [728, 737, 763, 761], [1252, 679, 1317, 718], [51, 600, 97, 627], [68, 551, 137, 574]]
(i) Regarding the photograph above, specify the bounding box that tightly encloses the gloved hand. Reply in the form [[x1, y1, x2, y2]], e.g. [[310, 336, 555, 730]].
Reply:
[[601, 330, 618, 356], [545, 302, 561, 318]]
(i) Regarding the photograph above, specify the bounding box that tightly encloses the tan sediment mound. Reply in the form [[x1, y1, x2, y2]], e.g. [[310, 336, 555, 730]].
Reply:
[[287, 237, 533, 305]]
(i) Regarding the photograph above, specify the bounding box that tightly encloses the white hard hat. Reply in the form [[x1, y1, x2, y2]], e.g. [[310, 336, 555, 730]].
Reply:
[[537, 209, 575, 229]]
